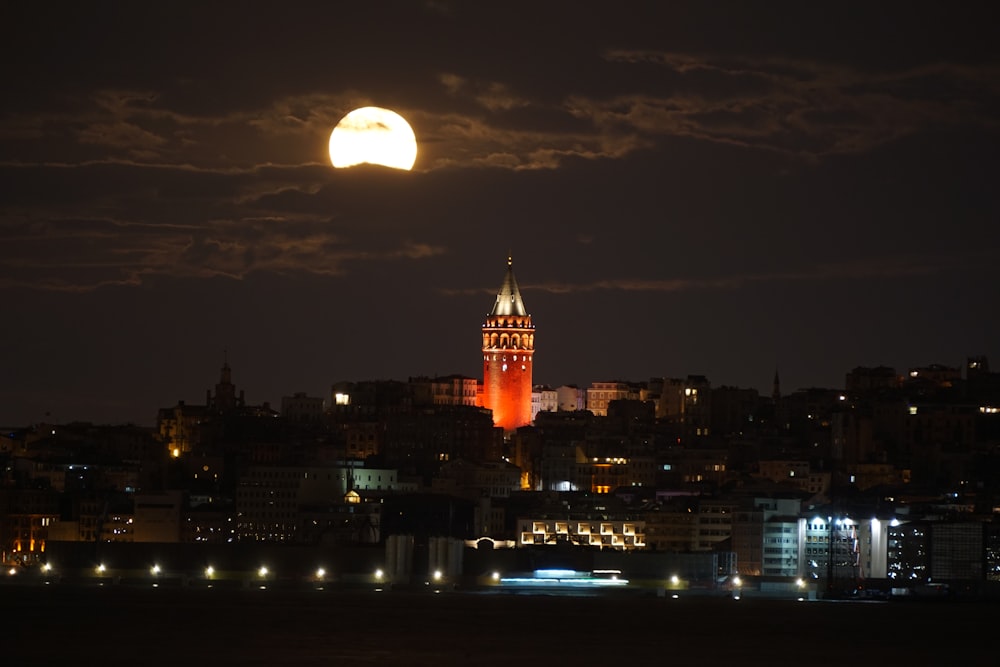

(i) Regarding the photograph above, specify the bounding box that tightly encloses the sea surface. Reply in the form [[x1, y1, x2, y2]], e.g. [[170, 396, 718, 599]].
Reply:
[[3, 583, 994, 665]]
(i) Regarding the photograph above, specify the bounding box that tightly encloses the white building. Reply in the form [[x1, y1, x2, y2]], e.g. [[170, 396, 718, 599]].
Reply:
[[531, 385, 559, 421], [556, 385, 585, 412]]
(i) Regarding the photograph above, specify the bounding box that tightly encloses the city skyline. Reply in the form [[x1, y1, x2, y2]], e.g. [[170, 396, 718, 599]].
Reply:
[[2, 3, 998, 426]]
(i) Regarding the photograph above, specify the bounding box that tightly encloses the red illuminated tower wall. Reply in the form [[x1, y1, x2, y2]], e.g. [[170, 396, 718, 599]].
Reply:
[[481, 256, 534, 431]]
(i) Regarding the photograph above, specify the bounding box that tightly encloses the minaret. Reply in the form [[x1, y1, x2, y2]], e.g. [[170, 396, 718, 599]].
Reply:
[[481, 255, 535, 432]]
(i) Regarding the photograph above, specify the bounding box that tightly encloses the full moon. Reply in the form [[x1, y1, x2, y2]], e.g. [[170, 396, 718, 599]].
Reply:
[[328, 106, 417, 170]]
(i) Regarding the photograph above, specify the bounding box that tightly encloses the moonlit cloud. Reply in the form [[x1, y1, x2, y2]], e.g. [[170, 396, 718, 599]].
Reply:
[[440, 252, 995, 298], [1, 30, 997, 294], [596, 50, 1000, 158]]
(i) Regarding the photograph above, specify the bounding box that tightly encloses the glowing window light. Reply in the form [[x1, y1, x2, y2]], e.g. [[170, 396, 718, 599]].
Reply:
[[499, 569, 629, 588]]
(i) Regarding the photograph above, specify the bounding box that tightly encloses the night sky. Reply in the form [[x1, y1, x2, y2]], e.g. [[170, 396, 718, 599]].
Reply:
[[2, 2, 998, 426]]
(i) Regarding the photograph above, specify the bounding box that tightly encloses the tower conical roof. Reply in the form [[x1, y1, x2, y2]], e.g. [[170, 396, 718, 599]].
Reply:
[[490, 255, 527, 317]]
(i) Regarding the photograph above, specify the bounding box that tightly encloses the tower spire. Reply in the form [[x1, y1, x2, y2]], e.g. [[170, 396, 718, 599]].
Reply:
[[490, 254, 527, 317]]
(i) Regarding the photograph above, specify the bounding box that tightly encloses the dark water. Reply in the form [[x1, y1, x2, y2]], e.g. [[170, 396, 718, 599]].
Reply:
[[4, 583, 993, 665]]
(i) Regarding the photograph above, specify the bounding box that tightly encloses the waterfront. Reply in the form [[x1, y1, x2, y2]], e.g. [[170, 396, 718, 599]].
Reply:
[[4, 583, 994, 665]]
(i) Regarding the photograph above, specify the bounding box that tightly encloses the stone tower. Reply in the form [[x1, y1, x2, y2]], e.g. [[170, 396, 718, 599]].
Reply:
[[481, 255, 534, 431]]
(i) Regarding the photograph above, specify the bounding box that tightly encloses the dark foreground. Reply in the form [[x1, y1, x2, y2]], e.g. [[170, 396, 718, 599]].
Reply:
[[4, 584, 994, 665]]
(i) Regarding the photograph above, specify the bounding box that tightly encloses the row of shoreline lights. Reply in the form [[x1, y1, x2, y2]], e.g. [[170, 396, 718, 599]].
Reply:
[[10, 567, 808, 592], [5, 563, 373, 581], [5, 564, 421, 584], [7, 565, 691, 590]]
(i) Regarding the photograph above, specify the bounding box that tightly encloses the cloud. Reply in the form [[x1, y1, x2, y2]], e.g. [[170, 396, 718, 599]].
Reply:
[[441, 252, 996, 298], [0, 207, 447, 292], [439, 73, 531, 112], [2, 34, 997, 294], [9, 45, 994, 178], [595, 50, 1000, 159]]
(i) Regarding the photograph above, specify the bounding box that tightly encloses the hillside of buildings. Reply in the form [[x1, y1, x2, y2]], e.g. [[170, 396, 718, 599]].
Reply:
[[3, 356, 1000, 597]]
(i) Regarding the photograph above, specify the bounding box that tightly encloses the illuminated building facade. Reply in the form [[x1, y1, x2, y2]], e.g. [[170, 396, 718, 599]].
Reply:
[[1, 489, 58, 566], [530, 385, 558, 421], [518, 518, 646, 551], [585, 381, 637, 417], [481, 256, 534, 432], [410, 375, 479, 407]]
